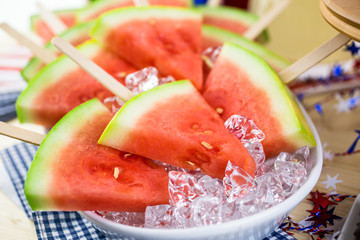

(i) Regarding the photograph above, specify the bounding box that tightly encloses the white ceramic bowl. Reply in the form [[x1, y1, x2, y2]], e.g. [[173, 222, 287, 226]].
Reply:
[[81, 105, 323, 240]]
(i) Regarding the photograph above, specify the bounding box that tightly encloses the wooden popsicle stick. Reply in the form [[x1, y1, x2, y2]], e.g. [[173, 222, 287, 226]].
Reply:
[[0, 23, 57, 64], [36, 2, 67, 35], [207, 0, 222, 7], [51, 37, 135, 102], [133, 0, 149, 7], [243, 0, 290, 40], [279, 33, 351, 84], [0, 122, 44, 146]]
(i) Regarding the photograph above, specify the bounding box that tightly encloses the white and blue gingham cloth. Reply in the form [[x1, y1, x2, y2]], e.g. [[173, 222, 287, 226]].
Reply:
[[0, 91, 21, 122], [0, 142, 296, 240]]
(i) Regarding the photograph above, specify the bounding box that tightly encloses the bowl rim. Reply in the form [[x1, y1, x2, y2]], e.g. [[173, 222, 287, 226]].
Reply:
[[81, 102, 323, 236]]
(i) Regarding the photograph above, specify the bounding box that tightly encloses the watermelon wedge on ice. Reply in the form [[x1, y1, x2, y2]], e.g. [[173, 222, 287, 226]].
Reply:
[[91, 6, 203, 90], [31, 9, 76, 42], [202, 42, 316, 157], [99, 80, 256, 180], [22, 21, 94, 82], [25, 98, 169, 212], [77, 0, 191, 22], [202, 25, 291, 71], [16, 40, 137, 128]]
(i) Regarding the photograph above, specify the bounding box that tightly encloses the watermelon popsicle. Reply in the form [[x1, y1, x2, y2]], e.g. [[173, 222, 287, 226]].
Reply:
[[51, 37, 256, 181], [23, 98, 170, 212], [91, 6, 204, 90], [202, 42, 316, 157], [16, 39, 138, 128]]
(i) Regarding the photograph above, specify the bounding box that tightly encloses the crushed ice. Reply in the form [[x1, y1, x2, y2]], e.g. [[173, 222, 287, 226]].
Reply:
[[125, 66, 175, 95], [103, 67, 174, 113], [98, 115, 310, 228]]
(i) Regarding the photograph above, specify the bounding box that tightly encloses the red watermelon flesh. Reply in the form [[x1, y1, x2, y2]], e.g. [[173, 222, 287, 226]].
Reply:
[[203, 42, 316, 157], [99, 80, 256, 180], [31, 10, 76, 42], [24, 98, 169, 212], [91, 7, 203, 91], [16, 40, 138, 128], [77, 0, 190, 22]]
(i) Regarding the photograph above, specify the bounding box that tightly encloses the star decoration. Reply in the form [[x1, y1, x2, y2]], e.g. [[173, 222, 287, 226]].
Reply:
[[307, 190, 337, 214], [322, 143, 335, 161], [323, 150, 335, 161], [334, 93, 351, 113], [321, 174, 343, 190], [281, 191, 355, 239], [307, 206, 342, 228], [344, 41, 360, 56]]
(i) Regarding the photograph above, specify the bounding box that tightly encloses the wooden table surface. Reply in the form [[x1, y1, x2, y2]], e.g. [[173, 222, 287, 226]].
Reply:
[[0, 0, 359, 239]]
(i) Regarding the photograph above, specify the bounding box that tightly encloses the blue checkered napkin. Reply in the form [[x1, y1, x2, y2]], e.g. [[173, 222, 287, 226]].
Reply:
[[264, 228, 295, 240], [0, 91, 21, 121], [0, 142, 296, 240]]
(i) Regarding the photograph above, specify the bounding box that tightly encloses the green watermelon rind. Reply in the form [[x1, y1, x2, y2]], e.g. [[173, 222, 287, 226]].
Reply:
[[25, 98, 107, 211], [99, 80, 194, 147], [91, 6, 202, 43], [76, 0, 128, 22], [21, 21, 95, 82], [199, 6, 269, 43], [198, 6, 258, 25], [76, 0, 193, 22], [202, 25, 291, 70], [16, 40, 102, 124], [220, 42, 316, 147]]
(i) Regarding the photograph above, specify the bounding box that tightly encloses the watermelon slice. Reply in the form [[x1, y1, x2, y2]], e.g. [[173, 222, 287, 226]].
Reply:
[[31, 9, 76, 42], [99, 80, 256, 180], [202, 42, 316, 157], [202, 25, 291, 71], [77, 0, 191, 22], [16, 40, 137, 128], [25, 98, 169, 212], [91, 6, 203, 90], [198, 5, 268, 41], [21, 21, 94, 82]]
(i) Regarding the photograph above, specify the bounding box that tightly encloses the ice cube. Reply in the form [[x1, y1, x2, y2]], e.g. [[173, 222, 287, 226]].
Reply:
[[246, 141, 266, 166], [172, 205, 192, 228], [144, 205, 173, 228], [255, 173, 284, 208], [274, 152, 307, 197], [103, 96, 125, 114], [234, 190, 260, 217], [224, 115, 265, 144], [197, 175, 224, 200], [97, 211, 145, 227], [168, 171, 206, 208], [223, 161, 256, 202], [125, 67, 174, 94], [191, 196, 222, 226]]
